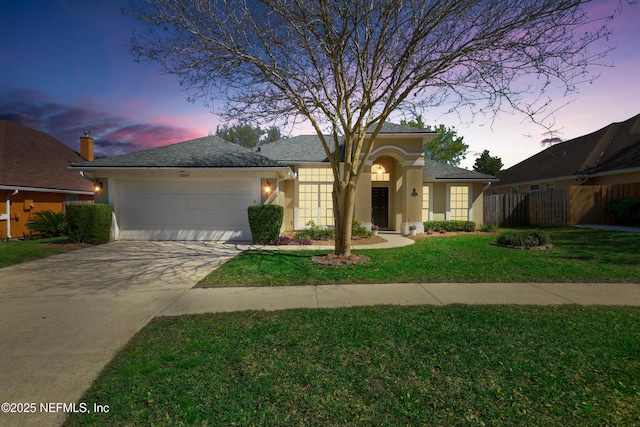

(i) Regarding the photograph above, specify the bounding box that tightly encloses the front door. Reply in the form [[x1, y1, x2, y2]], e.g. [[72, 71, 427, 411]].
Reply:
[[371, 187, 389, 228]]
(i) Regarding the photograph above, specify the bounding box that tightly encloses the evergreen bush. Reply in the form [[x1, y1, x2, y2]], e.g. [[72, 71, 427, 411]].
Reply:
[[351, 220, 372, 237], [248, 204, 284, 244], [605, 198, 640, 226], [66, 204, 112, 244], [423, 220, 476, 232], [495, 230, 551, 247], [294, 220, 334, 241]]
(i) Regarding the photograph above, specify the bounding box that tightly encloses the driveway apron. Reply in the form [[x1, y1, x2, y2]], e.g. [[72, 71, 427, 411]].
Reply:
[[0, 241, 240, 427]]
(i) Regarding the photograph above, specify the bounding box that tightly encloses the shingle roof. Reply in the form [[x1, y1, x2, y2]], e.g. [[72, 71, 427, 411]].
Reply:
[[72, 135, 287, 169], [423, 159, 497, 181], [258, 123, 434, 163], [257, 135, 333, 162], [496, 113, 640, 186], [0, 120, 94, 192]]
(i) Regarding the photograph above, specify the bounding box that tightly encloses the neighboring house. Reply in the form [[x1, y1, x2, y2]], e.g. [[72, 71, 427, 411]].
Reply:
[[0, 121, 94, 239], [71, 123, 497, 242], [489, 113, 640, 194]]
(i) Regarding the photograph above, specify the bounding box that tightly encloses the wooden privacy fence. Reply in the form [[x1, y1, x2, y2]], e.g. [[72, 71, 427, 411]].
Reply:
[[484, 183, 640, 227]]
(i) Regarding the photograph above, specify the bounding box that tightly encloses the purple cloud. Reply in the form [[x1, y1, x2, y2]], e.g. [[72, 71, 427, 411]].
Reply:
[[0, 89, 206, 157]]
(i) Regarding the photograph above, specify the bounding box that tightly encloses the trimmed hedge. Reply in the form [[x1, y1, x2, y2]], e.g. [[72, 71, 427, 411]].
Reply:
[[248, 204, 284, 244], [423, 220, 476, 232], [605, 198, 640, 226], [66, 204, 112, 244]]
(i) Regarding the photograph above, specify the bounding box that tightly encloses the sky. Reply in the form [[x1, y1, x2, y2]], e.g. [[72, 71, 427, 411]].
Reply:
[[1, 0, 639, 169]]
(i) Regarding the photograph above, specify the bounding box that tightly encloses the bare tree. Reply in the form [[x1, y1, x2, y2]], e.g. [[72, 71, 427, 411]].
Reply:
[[127, 0, 623, 256]]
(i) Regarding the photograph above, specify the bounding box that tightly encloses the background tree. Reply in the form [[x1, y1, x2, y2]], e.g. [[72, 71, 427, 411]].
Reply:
[[401, 116, 469, 166], [215, 122, 263, 148], [473, 150, 504, 176], [215, 122, 285, 148], [427, 125, 469, 166], [128, 0, 618, 256]]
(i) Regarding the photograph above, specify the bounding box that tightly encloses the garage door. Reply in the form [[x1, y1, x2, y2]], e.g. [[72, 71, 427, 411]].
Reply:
[[117, 180, 257, 241]]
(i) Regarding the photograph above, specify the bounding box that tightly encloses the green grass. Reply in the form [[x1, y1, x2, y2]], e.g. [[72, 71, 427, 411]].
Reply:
[[0, 237, 78, 268], [65, 305, 640, 426], [199, 228, 640, 286]]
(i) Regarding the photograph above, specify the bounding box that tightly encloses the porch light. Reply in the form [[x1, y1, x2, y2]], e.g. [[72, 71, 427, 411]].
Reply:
[[94, 179, 103, 193], [263, 180, 272, 195], [411, 188, 418, 197]]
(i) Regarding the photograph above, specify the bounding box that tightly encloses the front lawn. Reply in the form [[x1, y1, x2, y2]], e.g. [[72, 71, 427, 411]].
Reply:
[[199, 228, 640, 286], [65, 305, 640, 426], [0, 237, 85, 268]]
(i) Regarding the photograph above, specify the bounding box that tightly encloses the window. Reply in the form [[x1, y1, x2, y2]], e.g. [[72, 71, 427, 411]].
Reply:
[[511, 187, 518, 194], [297, 168, 334, 227], [545, 182, 555, 191], [422, 185, 431, 222], [371, 163, 390, 181], [529, 184, 540, 192], [449, 185, 470, 220]]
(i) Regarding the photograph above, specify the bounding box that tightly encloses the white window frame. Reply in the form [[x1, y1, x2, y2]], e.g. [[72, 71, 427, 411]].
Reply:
[[422, 184, 433, 222], [446, 184, 472, 221], [295, 167, 334, 229], [529, 184, 541, 192]]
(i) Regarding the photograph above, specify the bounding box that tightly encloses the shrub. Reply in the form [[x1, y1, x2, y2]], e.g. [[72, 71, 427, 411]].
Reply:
[[480, 224, 496, 233], [423, 220, 476, 232], [66, 204, 112, 244], [248, 204, 284, 244], [605, 198, 640, 226], [295, 221, 334, 241], [495, 230, 551, 247], [351, 220, 372, 237], [26, 210, 66, 237]]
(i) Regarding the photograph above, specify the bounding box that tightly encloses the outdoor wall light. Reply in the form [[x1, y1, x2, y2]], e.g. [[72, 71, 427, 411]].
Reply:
[[263, 180, 272, 195], [411, 188, 418, 197], [94, 179, 103, 193]]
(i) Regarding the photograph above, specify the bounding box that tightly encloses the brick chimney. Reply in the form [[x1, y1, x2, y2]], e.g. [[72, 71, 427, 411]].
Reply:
[[80, 130, 94, 161]]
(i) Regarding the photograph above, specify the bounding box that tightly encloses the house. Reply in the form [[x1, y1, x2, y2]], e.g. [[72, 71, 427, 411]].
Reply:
[[0, 121, 94, 239], [71, 123, 496, 241], [489, 113, 640, 194]]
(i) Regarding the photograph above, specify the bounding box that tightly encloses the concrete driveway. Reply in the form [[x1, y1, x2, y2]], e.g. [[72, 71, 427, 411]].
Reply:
[[0, 241, 241, 427]]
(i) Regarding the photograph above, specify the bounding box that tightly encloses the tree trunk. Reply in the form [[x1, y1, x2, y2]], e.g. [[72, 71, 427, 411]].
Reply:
[[333, 178, 358, 256]]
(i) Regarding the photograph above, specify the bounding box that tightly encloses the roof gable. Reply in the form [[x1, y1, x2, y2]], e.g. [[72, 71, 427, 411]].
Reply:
[[0, 120, 93, 192], [72, 135, 287, 169], [497, 113, 640, 186]]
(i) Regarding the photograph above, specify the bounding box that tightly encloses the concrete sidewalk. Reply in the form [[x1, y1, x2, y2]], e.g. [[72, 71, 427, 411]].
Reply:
[[159, 282, 640, 316]]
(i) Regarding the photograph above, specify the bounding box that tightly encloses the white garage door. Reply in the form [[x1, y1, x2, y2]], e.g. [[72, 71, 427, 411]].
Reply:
[[117, 180, 257, 241]]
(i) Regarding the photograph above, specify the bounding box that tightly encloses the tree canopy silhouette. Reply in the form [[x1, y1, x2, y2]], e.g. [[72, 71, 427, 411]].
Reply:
[[128, 0, 621, 255]]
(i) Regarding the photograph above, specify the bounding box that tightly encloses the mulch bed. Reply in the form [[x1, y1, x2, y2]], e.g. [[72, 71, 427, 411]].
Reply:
[[278, 232, 387, 246], [310, 253, 371, 266]]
